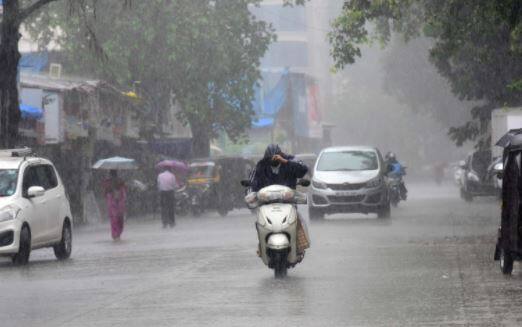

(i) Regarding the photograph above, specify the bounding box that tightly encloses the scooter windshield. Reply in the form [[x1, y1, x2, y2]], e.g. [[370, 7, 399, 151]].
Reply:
[[245, 185, 308, 208]]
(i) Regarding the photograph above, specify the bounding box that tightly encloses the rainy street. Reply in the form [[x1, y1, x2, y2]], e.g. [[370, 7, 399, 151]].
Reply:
[[1, 183, 522, 327]]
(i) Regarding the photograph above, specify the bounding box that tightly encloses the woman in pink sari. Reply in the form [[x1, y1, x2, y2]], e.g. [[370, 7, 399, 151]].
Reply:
[[103, 170, 127, 241]]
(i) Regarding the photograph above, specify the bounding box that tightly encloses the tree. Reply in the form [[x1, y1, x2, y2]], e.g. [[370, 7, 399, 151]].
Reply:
[[29, 0, 276, 157], [0, 0, 55, 148], [0, 0, 126, 149], [328, 0, 522, 148]]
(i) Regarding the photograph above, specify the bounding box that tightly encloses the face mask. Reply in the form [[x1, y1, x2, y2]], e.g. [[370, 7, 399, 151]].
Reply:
[[270, 160, 279, 167], [271, 165, 280, 174]]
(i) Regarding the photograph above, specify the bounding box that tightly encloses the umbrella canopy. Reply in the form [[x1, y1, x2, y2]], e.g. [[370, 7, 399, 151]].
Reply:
[[156, 160, 189, 174], [496, 129, 522, 149], [93, 156, 137, 170]]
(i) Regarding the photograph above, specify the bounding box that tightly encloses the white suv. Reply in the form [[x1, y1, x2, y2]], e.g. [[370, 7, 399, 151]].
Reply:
[[309, 146, 390, 219], [0, 148, 72, 265]]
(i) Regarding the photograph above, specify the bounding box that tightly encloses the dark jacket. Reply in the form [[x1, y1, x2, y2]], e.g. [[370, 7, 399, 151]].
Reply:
[[250, 155, 308, 192]]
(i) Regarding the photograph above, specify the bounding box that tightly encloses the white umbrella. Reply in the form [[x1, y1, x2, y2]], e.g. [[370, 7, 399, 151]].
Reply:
[[92, 156, 137, 170]]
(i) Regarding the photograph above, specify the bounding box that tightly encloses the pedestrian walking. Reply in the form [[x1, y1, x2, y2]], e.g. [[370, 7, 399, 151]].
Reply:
[[103, 170, 127, 241], [157, 167, 177, 228]]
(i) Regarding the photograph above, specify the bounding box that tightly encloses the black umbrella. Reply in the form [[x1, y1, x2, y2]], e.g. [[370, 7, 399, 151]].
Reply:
[[496, 128, 522, 149]]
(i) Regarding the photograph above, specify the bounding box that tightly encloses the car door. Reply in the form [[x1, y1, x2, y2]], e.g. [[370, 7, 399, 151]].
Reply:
[[35, 165, 62, 241], [20, 165, 49, 246]]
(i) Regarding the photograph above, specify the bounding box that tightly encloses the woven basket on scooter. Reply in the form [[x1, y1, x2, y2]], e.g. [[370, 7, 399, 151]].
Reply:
[[296, 218, 310, 253]]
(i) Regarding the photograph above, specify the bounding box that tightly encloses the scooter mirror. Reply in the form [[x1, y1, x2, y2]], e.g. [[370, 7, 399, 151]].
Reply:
[[298, 179, 310, 187], [240, 180, 251, 187]]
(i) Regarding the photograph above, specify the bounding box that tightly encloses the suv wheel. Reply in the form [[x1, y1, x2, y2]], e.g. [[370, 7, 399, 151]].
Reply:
[[12, 226, 31, 265], [54, 221, 72, 260], [308, 206, 324, 220], [500, 248, 514, 275], [460, 188, 473, 202], [377, 202, 391, 218]]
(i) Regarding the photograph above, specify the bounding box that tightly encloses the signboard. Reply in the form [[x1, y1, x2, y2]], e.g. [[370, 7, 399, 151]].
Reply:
[[43, 92, 63, 144]]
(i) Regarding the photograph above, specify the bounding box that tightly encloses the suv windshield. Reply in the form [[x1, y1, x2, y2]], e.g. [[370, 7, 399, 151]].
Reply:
[[0, 169, 18, 197], [317, 151, 378, 171]]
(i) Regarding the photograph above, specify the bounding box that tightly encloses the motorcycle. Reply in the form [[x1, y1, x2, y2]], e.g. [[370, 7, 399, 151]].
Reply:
[[175, 186, 190, 217], [388, 176, 403, 207], [241, 179, 310, 278]]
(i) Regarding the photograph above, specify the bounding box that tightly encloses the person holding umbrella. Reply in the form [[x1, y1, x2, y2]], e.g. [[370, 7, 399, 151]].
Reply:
[[157, 166, 178, 228], [93, 157, 136, 241], [103, 170, 127, 241]]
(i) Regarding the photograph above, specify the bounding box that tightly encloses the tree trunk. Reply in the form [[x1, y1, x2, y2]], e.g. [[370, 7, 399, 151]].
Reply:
[[190, 120, 211, 158], [0, 0, 22, 149]]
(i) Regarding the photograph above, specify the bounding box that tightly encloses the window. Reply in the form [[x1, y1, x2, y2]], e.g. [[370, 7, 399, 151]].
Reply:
[[35, 165, 58, 190], [0, 169, 18, 197], [317, 151, 379, 172], [44, 165, 58, 189], [23, 166, 41, 194], [22, 165, 58, 194]]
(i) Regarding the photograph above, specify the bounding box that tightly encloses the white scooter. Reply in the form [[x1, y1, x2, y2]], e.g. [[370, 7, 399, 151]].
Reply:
[[241, 180, 310, 278]]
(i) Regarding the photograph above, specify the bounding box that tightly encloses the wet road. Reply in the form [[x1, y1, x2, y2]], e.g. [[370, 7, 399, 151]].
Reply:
[[1, 183, 522, 326]]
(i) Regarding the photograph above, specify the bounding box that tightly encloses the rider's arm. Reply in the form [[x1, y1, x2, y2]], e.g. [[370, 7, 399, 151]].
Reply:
[[287, 159, 308, 179]]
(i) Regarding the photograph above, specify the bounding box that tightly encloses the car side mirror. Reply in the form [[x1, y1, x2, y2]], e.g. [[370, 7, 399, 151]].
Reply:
[[240, 180, 251, 187], [298, 179, 310, 187], [27, 186, 45, 198]]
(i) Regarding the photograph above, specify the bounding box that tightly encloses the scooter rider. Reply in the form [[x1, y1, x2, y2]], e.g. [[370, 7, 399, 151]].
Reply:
[[250, 144, 308, 192], [249, 144, 310, 256], [385, 152, 408, 200]]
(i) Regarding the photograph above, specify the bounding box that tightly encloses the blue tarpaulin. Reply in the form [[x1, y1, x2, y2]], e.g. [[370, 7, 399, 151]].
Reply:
[[19, 52, 49, 73], [251, 69, 289, 128], [20, 103, 43, 120]]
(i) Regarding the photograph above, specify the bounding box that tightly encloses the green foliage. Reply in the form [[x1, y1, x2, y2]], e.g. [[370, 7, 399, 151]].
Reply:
[[329, 0, 522, 147], [27, 0, 276, 154]]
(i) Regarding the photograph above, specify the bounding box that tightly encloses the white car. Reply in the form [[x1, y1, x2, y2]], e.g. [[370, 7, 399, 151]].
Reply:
[[0, 148, 72, 265], [309, 146, 390, 219]]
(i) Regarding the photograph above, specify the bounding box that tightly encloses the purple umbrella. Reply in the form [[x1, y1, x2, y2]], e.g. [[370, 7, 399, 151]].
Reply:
[[156, 160, 189, 174]]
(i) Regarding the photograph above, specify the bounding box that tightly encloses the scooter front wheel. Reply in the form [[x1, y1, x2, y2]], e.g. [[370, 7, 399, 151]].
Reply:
[[271, 251, 288, 278]]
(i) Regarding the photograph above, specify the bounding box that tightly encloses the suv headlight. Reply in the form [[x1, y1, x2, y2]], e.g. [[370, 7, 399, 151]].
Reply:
[[312, 180, 327, 189], [366, 177, 383, 188], [0, 206, 21, 223]]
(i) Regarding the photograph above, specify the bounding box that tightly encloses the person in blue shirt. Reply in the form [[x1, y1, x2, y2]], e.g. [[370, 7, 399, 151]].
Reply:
[[385, 152, 408, 200]]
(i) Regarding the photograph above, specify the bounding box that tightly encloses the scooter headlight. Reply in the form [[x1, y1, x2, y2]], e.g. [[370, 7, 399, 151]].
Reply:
[[0, 205, 20, 223]]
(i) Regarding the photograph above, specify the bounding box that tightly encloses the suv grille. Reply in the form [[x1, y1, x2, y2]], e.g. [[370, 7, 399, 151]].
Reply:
[[327, 183, 366, 191], [328, 195, 365, 203]]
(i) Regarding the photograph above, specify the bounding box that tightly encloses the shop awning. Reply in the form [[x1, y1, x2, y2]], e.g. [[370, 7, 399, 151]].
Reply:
[[20, 103, 43, 120]]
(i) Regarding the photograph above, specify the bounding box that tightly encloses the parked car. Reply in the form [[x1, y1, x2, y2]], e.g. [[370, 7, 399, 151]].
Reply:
[[494, 129, 522, 274], [459, 150, 497, 201], [0, 148, 73, 265], [487, 156, 503, 197], [308, 146, 390, 219]]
